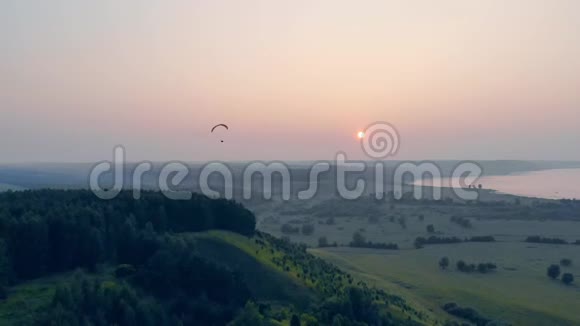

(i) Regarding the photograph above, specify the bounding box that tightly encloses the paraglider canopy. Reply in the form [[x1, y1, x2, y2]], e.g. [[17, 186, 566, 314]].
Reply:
[[211, 124, 228, 133]]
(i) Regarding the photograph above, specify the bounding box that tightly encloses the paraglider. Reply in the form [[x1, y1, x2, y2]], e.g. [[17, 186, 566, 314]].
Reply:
[[211, 124, 229, 143]]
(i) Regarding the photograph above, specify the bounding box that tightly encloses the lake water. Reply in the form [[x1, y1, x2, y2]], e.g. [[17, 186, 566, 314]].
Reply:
[[418, 168, 580, 200], [478, 168, 580, 200]]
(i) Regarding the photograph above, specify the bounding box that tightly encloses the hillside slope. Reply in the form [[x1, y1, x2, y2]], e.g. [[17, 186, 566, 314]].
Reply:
[[1, 231, 430, 325], [0, 190, 433, 325]]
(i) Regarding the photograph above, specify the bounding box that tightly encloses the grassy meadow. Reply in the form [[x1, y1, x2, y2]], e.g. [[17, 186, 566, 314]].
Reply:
[[312, 242, 580, 325], [255, 194, 580, 325]]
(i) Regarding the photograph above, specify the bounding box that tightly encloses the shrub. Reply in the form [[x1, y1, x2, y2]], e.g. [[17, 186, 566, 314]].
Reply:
[[560, 258, 572, 267], [318, 236, 329, 248], [426, 224, 435, 234], [547, 264, 561, 279], [450, 216, 472, 228], [562, 273, 574, 285]]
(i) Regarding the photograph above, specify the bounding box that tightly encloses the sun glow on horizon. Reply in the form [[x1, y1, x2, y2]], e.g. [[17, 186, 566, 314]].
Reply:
[[357, 131, 365, 139]]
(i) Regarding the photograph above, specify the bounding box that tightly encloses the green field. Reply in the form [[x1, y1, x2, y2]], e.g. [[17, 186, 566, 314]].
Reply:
[[257, 197, 580, 249], [253, 195, 580, 325], [311, 242, 580, 325]]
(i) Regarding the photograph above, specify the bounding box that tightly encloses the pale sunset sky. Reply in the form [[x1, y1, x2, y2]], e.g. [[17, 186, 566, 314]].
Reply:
[[1, 0, 579, 162]]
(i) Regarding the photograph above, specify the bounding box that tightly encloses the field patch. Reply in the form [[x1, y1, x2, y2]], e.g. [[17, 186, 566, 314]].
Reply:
[[312, 242, 580, 326]]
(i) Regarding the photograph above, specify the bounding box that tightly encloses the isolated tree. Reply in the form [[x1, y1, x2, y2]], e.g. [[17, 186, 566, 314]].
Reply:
[[547, 264, 561, 279], [426, 224, 435, 234], [456, 260, 467, 272], [351, 232, 366, 247], [439, 257, 449, 270], [318, 236, 329, 248], [562, 273, 574, 285]]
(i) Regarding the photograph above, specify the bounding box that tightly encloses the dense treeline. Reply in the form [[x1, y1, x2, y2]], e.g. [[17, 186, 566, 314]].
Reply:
[[415, 235, 496, 248], [36, 228, 420, 326], [442, 303, 492, 326], [36, 235, 252, 326], [40, 274, 170, 326], [525, 236, 568, 245], [349, 232, 399, 250], [349, 241, 399, 250], [0, 190, 255, 292], [456, 260, 497, 274], [414, 236, 462, 248], [297, 192, 580, 222], [468, 236, 496, 243]]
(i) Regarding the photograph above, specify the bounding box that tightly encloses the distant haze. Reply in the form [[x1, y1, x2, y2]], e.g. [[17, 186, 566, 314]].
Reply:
[[1, 1, 579, 162]]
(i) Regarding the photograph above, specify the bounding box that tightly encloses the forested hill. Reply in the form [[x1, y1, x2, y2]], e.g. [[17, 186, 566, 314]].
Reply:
[[0, 190, 426, 325]]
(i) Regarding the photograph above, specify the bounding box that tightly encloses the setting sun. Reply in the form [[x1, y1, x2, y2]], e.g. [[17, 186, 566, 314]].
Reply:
[[357, 131, 365, 139]]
